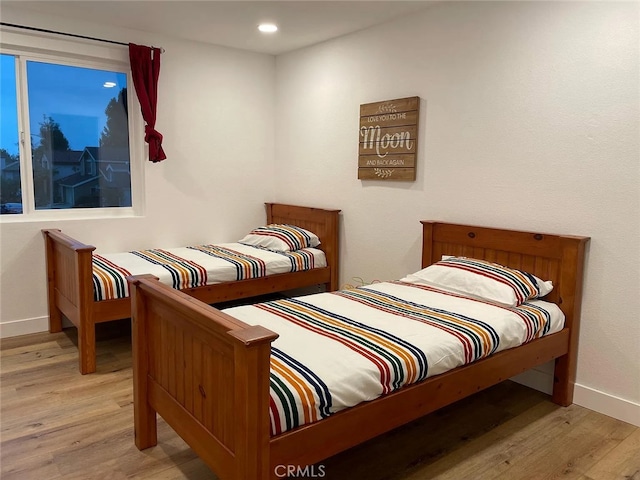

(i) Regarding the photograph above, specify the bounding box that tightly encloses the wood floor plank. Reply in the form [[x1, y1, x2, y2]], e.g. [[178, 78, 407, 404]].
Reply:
[[132, 458, 216, 480], [584, 428, 640, 480], [0, 339, 64, 358], [491, 407, 635, 480], [1, 328, 637, 480], [395, 401, 567, 480], [1, 397, 122, 441], [0, 331, 67, 351], [318, 385, 553, 480], [0, 451, 62, 480]]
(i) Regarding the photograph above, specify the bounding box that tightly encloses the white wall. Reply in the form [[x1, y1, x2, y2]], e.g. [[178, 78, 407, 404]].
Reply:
[[0, 7, 276, 335], [274, 1, 639, 425]]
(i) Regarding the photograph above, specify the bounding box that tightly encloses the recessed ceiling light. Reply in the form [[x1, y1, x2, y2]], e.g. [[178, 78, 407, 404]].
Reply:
[[103, 81, 116, 88], [258, 23, 278, 33]]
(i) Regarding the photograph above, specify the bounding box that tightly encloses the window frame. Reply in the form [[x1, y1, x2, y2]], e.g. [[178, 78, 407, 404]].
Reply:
[[0, 33, 145, 222]]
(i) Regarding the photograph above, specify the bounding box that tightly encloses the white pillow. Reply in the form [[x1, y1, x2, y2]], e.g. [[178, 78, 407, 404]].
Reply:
[[403, 257, 553, 307], [239, 224, 320, 252]]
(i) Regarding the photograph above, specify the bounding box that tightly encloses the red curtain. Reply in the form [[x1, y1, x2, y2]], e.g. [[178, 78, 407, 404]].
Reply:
[[129, 43, 166, 162]]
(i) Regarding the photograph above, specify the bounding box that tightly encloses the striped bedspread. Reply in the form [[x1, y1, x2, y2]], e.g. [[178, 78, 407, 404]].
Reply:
[[92, 243, 325, 301], [222, 281, 565, 436]]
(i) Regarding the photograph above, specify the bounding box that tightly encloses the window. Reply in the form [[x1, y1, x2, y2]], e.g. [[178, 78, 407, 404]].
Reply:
[[0, 48, 138, 217], [0, 54, 21, 214]]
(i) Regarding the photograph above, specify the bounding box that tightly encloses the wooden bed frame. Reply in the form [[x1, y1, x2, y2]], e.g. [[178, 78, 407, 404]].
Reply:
[[42, 203, 340, 374], [130, 221, 588, 480]]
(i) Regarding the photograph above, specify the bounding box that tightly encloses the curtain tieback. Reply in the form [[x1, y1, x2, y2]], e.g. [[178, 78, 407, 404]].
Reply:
[[144, 125, 163, 144]]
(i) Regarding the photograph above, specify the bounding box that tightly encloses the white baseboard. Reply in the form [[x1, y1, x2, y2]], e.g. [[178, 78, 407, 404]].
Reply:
[[574, 384, 640, 427], [0, 316, 49, 338], [512, 369, 640, 427]]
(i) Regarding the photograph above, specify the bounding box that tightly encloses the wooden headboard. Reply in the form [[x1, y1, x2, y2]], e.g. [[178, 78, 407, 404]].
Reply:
[[266, 203, 341, 291], [421, 221, 589, 404]]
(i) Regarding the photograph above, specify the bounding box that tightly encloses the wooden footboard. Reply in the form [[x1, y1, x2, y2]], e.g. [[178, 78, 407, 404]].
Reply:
[[42, 229, 98, 374], [130, 275, 278, 479]]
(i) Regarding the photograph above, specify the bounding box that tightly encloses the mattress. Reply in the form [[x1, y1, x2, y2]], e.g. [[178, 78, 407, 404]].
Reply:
[[92, 243, 327, 301], [222, 281, 565, 436]]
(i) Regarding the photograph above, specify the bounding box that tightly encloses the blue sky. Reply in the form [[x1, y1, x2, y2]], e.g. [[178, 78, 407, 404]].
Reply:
[[1, 54, 127, 156]]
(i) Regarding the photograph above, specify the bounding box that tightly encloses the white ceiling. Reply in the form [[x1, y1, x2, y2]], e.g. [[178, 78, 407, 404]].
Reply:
[[3, 1, 436, 55]]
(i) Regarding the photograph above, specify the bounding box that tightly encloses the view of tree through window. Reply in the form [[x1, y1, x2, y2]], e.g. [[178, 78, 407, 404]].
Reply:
[[0, 55, 131, 214], [0, 54, 21, 214]]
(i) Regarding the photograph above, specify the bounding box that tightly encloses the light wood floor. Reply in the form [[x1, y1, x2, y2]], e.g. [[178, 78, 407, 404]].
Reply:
[[1, 322, 638, 480]]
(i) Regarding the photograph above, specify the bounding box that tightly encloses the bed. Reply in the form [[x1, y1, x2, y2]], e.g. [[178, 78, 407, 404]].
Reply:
[[129, 221, 588, 479], [42, 203, 340, 374]]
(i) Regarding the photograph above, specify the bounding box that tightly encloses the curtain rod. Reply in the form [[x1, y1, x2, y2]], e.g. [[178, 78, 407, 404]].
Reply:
[[0, 22, 165, 53]]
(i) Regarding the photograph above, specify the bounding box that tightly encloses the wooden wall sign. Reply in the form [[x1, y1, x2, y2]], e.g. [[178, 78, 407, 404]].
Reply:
[[358, 96, 420, 181]]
